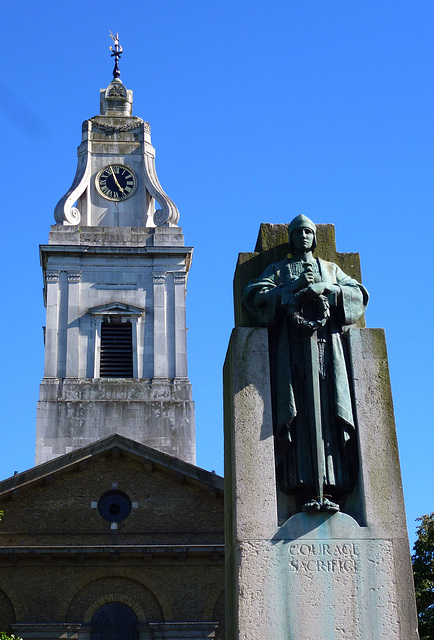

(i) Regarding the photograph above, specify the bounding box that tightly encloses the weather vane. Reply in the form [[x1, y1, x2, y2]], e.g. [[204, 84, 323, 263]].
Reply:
[[109, 31, 123, 79]]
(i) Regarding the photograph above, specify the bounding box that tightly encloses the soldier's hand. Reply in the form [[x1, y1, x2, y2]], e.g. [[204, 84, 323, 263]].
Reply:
[[307, 282, 326, 297], [294, 264, 312, 288], [307, 282, 340, 299]]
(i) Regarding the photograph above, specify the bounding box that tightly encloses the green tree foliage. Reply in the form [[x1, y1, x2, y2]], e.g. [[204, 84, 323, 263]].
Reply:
[[413, 512, 434, 640]]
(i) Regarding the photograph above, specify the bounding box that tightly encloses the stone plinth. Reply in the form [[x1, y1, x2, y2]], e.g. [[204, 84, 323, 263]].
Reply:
[[224, 327, 419, 640]]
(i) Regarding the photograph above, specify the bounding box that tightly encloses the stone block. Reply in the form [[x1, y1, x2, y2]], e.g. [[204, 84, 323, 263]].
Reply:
[[48, 226, 187, 248], [224, 325, 419, 640], [36, 379, 195, 466]]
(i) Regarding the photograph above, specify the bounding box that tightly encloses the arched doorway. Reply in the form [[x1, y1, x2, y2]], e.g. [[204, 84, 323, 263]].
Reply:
[[91, 602, 138, 640]]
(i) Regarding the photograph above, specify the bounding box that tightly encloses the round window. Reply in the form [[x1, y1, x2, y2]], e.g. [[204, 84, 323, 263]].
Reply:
[[98, 490, 132, 522]]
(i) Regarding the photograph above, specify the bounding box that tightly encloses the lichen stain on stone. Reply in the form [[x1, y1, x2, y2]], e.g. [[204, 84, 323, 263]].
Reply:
[[362, 329, 388, 360], [237, 251, 260, 267], [255, 223, 290, 253]]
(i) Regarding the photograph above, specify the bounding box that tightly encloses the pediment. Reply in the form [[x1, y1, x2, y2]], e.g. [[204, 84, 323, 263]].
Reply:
[[0, 435, 224, 552], [89, 302, 145, 317], [0, 434, 223, 499]]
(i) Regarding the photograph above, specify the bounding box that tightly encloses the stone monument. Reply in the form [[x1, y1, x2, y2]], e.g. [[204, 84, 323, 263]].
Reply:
[[224, 216, 419, 639]]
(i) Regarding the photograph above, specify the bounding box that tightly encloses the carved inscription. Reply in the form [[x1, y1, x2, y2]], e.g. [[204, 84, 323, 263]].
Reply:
[[288, 541, 359, 573]]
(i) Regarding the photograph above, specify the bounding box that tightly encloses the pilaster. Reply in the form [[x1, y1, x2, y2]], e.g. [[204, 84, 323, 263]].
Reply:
[[57, 271, 68, 379], [43, 272, 59, 378], [174, 274, 188, 377], [66, 271, 81, 378], [153, 273, 167, 378]]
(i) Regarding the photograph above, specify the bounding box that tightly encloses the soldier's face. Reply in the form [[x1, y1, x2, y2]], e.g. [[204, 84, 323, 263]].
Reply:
[[290, 227, 315, 252]]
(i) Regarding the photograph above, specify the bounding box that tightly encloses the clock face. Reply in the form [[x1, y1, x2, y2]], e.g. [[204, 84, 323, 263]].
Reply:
[[96, 164, 137, 201]]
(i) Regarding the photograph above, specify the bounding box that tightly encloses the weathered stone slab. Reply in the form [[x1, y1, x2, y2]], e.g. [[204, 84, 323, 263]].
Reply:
[[36, 379, 195, 466], [230, 514, 407, 640], [224, 324, 419, 640], [277, 513, 404, 639]]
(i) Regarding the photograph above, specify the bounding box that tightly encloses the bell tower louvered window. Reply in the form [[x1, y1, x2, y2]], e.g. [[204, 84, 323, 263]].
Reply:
[[100, 321, 133, 378], [89, 302, 145, 379]]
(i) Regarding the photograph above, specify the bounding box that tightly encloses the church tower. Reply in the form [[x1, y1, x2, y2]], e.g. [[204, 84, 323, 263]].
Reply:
[[36, 39, 195, 466], [0, 38, 224, 639]]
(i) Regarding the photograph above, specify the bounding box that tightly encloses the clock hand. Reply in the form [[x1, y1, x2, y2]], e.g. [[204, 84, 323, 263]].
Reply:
[[110, 166, 124, 193]]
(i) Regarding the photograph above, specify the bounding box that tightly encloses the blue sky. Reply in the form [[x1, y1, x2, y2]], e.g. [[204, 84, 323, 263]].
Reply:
[[0, 1, 432, 549]]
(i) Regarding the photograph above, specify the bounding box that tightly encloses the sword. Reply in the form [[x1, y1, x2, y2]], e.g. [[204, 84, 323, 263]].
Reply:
[[303, 329, 325, 507]]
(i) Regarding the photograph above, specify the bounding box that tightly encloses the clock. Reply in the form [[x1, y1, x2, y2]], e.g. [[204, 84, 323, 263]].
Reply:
[[96, 164, 137, 201]]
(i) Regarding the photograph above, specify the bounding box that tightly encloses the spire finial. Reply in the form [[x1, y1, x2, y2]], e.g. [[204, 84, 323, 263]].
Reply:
[[109, 31, 123, 79]]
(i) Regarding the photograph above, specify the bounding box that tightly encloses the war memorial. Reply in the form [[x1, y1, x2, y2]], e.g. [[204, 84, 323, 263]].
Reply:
[[224, 216, 419, 638], [0, 33, 420, 638]]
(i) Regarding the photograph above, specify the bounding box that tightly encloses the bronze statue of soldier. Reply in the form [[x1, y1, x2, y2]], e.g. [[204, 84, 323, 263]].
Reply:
[[243, 215, 369, 513]]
